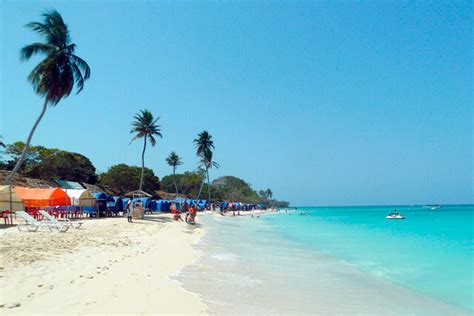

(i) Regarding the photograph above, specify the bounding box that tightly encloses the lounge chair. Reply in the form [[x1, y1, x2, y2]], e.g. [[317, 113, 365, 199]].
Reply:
[[16, 211, 70, 232], [39, 210, 83, 229]]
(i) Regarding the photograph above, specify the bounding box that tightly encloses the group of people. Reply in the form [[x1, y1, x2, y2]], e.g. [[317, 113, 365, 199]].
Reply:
[[173, 202, 197, 224], [124, 199, 197, 224]]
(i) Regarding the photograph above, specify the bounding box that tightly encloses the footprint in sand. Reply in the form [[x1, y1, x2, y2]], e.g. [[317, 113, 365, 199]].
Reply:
[[37, 284, 43, 288], [27, 293, 35, 298], [1, 302, 21, 309], [86, 275, 94, 279]]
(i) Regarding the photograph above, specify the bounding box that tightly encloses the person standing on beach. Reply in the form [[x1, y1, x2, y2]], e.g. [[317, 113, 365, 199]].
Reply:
[[126, 200, 133, 223]]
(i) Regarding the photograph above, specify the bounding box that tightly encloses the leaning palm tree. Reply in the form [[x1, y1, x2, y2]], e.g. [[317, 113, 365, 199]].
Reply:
[[130, 110, 162, 191], [166, 151, 183, 194], [6, 10, 91, 184], [196, 148, 220, 201]]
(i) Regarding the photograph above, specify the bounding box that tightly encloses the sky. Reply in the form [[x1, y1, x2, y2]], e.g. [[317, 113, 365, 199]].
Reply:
[[0, 1, 472, 206]]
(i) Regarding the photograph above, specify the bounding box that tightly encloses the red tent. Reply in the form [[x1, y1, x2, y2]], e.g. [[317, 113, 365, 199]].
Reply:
[[14, 187, 71, 208]]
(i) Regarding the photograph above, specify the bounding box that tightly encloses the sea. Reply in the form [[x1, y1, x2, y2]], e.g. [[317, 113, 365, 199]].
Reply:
[[175, 205, 473, 315]]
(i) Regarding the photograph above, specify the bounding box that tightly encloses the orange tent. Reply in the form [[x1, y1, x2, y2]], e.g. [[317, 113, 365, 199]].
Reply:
[[14, 187, 71, 208]]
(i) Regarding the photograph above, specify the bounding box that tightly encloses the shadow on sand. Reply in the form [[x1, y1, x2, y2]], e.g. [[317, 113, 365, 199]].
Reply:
[[141, 215, 174, 224]]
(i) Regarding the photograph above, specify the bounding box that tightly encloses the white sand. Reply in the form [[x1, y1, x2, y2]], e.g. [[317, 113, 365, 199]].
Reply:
[[0, 214, 206, 315]]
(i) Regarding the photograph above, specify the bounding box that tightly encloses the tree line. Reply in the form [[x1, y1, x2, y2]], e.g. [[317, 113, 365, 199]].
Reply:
[[0, 141, 288, 207], [1, 10, 288, 208]]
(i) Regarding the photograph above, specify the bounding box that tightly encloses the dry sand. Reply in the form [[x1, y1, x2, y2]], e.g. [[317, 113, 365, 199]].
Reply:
[[0, 214, 206, 315]]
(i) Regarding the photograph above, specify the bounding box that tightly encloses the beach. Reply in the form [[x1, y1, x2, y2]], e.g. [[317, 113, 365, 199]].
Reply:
[[0, 214, 206, 315], [1, 207, 472, 315]]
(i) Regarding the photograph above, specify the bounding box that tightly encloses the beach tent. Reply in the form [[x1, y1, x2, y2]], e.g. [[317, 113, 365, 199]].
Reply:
[[156, 200, 163, 211], [133, 197, 154, 212], [14, 187, 71, 208], [0, 185, 24, 212], [93, 192, 108, 200], [107, 196, 123, 213], [158, 200, 171, 212], [65, 189, 96, 207], [147, 200, 158, 212], [93, 192, 108, 215]]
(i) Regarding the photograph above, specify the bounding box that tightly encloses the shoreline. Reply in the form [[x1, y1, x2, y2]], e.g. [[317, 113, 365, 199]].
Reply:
[[0, 214, 207, 315], [177, 212, 472, 316]]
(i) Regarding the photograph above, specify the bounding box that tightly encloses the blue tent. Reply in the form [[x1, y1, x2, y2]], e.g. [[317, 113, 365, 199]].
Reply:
[[161, 200, 171, 212], [94, 192, 108, 200], [107, 196, 123, 214], [147, 199, 158, 212], [93, 192, 108, 215], [133, 197, 159, 212]]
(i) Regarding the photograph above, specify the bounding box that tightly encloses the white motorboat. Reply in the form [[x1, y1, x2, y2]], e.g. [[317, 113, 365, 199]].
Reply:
[[423, 205, 441, 210]]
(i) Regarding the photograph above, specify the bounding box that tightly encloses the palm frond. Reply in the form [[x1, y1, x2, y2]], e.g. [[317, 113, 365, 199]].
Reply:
[[70, 61, 85, 92], [20, 43, 55, 61], [71, 54, 90, 80]]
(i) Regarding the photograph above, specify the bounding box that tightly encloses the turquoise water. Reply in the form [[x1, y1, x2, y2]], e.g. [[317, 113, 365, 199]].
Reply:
[[177, 205, 473, 315], [267, 205, 474, 310]]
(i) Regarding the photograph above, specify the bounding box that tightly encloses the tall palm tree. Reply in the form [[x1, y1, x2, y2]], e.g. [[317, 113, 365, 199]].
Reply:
[[196, 148, 220, 201], [166, 151, 182, 194], [266, 189, 273, 199], [193, 131, 214, 157], [194, 131, 215, 200], [6, 10, 91, 184], [130, 110, 162, 191]]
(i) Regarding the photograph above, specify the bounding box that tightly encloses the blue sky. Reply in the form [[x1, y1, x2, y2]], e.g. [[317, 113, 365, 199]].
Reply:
[[0, 1, 472, 206]]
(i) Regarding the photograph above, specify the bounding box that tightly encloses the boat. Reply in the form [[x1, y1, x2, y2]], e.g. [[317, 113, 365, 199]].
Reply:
[[386, 214, 405, 220], [423, 205, 441, 210], [386, 210, 405, 220]]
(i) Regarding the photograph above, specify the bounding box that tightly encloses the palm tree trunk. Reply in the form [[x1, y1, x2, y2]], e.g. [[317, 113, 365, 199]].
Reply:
[[173, 166, 178, 194], [206, 168, 211, 202], [6, 98, 48, 185], [139, 136, 147, 191], [196, 168, 207, 199]]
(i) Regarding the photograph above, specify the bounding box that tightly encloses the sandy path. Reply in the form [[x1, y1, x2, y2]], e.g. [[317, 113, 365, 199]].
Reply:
[[0, 214, 206, 315]]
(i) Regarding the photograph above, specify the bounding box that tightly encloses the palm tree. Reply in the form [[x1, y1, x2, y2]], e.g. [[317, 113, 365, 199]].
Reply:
[[6, 10, 91, 184], [196, 148, 220, 201], [166, 151, 183, 194], [266, 189, 273, 199], [130, 110, 162, 191], [194, 131, 215, 200], [193, 131, 214, 157]]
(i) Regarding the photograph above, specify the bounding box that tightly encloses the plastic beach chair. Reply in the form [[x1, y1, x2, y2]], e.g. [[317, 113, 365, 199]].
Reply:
[[39, 210, 83, 229], [15, 211, 70, 233]]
